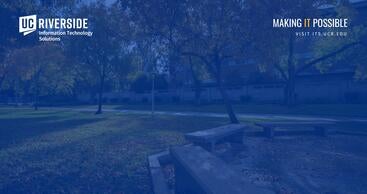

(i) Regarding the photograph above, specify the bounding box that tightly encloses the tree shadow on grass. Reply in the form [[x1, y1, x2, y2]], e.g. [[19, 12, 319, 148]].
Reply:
[[0, 116, 105, 149]]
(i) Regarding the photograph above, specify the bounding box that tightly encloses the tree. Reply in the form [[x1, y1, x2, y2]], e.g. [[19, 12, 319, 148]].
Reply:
[[313, 1, 367, 79], [7, 44, 74, 110], [186, 56, 209, 105], [125, 0, 250, 123], [0, 1, 38, 92], [188, 57, 203, 105], [251, 0, 366, 106], [179, 0, 251, 123], [0, 0, 83, 104], [67, 2, 132, 114]]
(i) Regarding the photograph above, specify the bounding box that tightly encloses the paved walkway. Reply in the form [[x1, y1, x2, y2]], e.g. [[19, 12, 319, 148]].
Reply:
[[47, 107, 367, 122]]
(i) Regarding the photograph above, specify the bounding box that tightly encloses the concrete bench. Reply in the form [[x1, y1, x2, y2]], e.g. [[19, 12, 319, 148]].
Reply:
[[170, 145, 273, 194], [148, 151, 172, 194], [185, 124, 246, 151], [255, 121, 335, 138]]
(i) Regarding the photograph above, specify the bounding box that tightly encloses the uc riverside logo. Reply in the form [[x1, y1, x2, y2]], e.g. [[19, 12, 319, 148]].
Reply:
[[19, 15, 37, 36], [18, 15, 93, 41]]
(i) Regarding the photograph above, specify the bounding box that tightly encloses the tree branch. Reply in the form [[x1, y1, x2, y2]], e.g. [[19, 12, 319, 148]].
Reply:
[[274, 63, 288, 80], [296, 41, 362, 74], [181, 51, 210, 66]]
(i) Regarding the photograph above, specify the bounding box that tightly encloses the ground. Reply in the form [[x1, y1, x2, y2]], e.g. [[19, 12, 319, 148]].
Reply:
[[225, 134, 367, 194], [0, 107, 226, 194], [0, 105, 366, 194], [71, 103, 367, 118]]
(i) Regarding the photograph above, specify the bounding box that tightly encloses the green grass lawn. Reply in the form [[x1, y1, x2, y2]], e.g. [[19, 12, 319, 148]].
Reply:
[[76, 103, 367, 118], [0, 107, 228, 194], [1, 106, 366, 193]]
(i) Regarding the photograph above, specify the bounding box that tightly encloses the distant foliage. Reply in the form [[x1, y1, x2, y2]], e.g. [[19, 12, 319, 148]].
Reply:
[[130, 73, 168, 93], [6, 44, 75, 97]]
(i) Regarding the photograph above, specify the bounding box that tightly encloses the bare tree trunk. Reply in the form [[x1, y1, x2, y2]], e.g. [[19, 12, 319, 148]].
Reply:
[[217, 81, 239, 123], [34, 88, 39, 111], [212, 57, 239, 124], [0, 75, 6, 90], [0, 69, 9, 103], [96, 65, 105, 114], [284, 76, 296, 106], [184, 52, 239, 123], [96, 87, 103, 114], [189, 57, 202, 106], [194, 85, 202, 106], [34, 100, 38, 110], [286, 34, 296, 106], [33, 75, 40, 111]]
